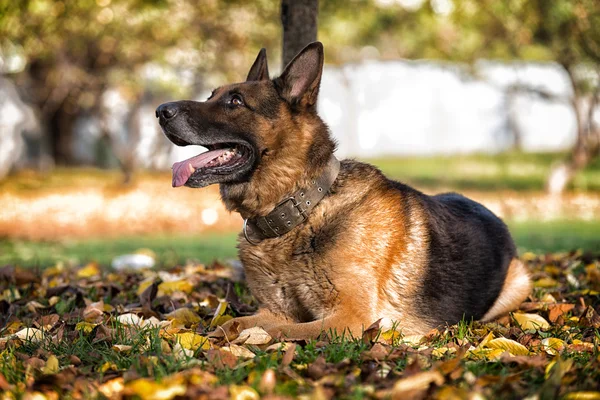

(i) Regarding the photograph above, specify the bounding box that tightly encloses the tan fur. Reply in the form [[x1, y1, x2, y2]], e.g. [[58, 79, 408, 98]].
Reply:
[[161, 44, 532, 340], [481, 259, 532, 322]]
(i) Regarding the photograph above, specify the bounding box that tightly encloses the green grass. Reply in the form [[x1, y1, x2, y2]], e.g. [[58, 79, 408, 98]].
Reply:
[[368, 152, 600, 192], [1, 220, 598, 268], [0, 233, 239, 268]]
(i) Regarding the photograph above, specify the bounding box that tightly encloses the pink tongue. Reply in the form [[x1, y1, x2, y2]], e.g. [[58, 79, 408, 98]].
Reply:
[[171, 148, 230, 187]]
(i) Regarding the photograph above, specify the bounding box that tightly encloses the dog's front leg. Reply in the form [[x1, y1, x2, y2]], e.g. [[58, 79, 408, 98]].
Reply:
[[211, 308, 288, 339], [267, 313, 366, 341]]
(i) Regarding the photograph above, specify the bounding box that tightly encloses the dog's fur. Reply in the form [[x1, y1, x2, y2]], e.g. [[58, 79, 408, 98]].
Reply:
[[157, 42, 532, 339]]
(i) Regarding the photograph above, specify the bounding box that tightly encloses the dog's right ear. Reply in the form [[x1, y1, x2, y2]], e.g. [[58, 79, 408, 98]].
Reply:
[[246, 48, 269, 82]]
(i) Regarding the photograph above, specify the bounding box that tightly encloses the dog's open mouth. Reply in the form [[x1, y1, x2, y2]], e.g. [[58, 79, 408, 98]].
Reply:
[[171, 143, 252, 187]]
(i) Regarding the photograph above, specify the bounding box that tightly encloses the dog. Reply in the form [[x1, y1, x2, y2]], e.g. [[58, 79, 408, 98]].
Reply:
[[156, 42, 532, 339]]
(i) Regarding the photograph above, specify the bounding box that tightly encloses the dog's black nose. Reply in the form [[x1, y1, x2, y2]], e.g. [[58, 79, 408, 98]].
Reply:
[[156, 103, 178, 120]]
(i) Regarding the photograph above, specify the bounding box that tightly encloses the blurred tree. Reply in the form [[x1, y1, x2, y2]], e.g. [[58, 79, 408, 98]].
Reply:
[[0, 0, 280, 171], [448, 0, 600, 193], [281, 0, 318, 66]]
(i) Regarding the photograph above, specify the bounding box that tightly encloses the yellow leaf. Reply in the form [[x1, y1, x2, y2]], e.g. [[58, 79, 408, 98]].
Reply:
[[100, 361, 119, 373], [432, 347, 456, 358], [513, 313, 550, 330], [137, 277, 155, 296], [229, 385, 259, 400], [534, 278, 559, 288], [174, 332, 210, 351], [541, 338, 566, 355], [476, 332, 494, 349], [157, 280, 193, 296], [486, 338, 529, 356], [165, 308, 201, 328], [222, 344, 256, 359], [564, 392, 600, 400], [98, 378, 125, 398], [42, 355, 59, 374], [127, 376, 186, 400], [211, 315, 233, 327], [75, 322, 98, 334], [233, 327, 272, 345], [77, 262, 100, 278], [209, 300, 228, 328]]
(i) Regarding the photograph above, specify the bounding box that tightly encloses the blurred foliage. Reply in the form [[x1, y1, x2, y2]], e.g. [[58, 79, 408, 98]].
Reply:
[[0, 0, 281, 102]]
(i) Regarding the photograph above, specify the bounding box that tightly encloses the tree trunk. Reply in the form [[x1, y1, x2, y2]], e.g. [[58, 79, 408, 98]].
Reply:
[[546, 68, 600, 194], [281, 0, 318, 67]]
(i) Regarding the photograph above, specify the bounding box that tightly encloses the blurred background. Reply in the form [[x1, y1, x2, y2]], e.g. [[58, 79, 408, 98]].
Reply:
[[1, 0, 599, 267]]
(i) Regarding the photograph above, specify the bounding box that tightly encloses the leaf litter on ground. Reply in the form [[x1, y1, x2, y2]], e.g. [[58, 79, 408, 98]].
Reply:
[[0, 251, 599, 399]]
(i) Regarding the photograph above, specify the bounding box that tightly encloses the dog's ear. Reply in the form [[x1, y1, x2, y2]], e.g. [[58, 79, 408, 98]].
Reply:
[[246, 48, 270, 82], [275, 42, 324, 107]]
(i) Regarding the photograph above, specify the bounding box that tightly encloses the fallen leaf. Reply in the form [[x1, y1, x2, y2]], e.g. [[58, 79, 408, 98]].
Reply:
[[541, 338, 566, 355], [548, 304, 575, 323], [563, 392, 600, 400], [209, 300, 228, 328], [392, 370, 444, 400], [117, 313, 144, 326], [12, 328, 44, 343], [222, 344, 256, 359], [126, 376, 186, 400], [232, 327, 272, 345], [77, 263, 100, 279], [157, 280, 193, 296], [42, 355, 60, 374], [229, 385, 259, 400], [486, 338, 530, 356], [165, 308, 201, 328], [112, 344, 133, 353], [174, 332, 210, 351], [513, 313, 550, 330]]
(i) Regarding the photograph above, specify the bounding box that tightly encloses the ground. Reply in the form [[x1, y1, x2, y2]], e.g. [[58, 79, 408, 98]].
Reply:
[[0, 153, 599, 399]]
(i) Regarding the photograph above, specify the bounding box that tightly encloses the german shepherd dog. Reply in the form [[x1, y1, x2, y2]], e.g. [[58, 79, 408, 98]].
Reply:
[[156, 42, 532, 339]]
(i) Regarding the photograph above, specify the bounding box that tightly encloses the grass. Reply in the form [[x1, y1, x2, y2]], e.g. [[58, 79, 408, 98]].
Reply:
[[1, 252, 599, 398], [1, 220, 598, 267], [368, 152, 600, 192]]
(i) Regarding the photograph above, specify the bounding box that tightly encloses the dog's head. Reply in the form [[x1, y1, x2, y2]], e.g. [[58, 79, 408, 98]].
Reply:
[[156, 42, 333, 196]]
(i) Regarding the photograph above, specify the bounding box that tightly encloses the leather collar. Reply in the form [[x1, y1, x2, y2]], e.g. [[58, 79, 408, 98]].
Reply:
[[243, 155, 340, 244]]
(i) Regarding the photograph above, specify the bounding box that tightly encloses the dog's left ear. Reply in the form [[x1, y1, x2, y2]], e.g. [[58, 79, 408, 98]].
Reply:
[[275, 42, 324, 107], [246, 48, 270, 81]]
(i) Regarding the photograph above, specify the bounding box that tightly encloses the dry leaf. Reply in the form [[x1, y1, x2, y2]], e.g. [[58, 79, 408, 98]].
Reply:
[[541, 338, 566, 355], [548, 304, 575, 323], [157, 280, 193, 296], [232, 327, 272, 345], [112, 344, 133, 353], [222, 344, 256, 359], [77, 263, 100, 279], [117, 313, 143, 326], [209, 300, 228, 328], [486, 338, 530, 356], [229, 385, 260, 400], [13, 328, 44, 343], [165, 308, 201, 327], [42, 355, 60, 374], [174, 332, 210, 351], [392, 370, 444, 399], [126, 376, 187, 400], [513, 313, 550, 330]]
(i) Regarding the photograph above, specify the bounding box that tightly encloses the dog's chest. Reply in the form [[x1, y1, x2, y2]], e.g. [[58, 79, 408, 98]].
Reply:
[[239, 240, 337, 322]]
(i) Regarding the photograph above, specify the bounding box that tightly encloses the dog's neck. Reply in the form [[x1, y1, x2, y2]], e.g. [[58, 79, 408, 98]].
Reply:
[[219, 123, 336, 219]]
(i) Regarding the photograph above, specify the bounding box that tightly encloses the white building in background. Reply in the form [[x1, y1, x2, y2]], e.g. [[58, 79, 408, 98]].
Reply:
[[0, 60, 587, 176]]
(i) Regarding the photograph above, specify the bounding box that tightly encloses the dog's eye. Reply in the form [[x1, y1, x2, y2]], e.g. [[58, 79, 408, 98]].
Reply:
[[230, 94, 244, 106]]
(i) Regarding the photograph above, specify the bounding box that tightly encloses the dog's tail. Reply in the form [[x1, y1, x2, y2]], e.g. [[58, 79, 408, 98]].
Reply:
[[480, 258, 532, 322]]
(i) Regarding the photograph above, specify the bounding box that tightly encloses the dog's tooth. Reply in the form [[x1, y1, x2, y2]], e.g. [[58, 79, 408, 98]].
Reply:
[[187, 163, 195, 173]]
